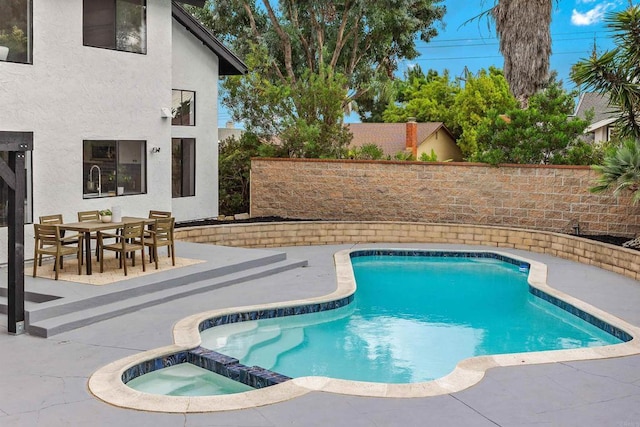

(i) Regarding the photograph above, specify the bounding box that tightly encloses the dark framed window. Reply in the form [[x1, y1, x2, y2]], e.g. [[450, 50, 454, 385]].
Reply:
[[172, 90, 195, 126], [172, 138, 195, 198], [0, 151, 32, 227], [83, 140, 147, 198], [83, 0, 147, 54], [0, 0, 32, 64]]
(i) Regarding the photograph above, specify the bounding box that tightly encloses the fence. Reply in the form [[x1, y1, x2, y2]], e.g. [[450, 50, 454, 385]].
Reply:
[[250, 159, 640, 237]]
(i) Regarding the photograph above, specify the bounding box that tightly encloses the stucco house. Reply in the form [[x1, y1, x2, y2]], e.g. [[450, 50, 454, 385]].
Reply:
[[347, 120, 462, 161], [573, 92, 619, 143], [0, 0, 246, 263], [218, 121, 244, 144]]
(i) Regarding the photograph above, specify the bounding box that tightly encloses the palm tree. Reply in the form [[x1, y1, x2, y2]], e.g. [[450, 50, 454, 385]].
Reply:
[[590, 139, 640, 205], [571, 6, 640, 140], [492, 0, 553, 109], [470, 1, 553, 108]]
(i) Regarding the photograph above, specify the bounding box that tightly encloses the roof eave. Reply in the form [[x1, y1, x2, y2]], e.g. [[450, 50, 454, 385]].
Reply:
[[176, 1, 206, 8], [171, 2, 247, 75], [586, 117, 617, 132]]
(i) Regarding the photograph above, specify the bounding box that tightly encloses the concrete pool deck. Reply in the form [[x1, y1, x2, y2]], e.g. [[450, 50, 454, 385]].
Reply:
[[2, 242, 640, 426]]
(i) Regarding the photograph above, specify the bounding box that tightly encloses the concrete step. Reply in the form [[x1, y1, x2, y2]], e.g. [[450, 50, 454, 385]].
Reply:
[[25, 251, 289, 324], [28, 258, 308, 337], [0, 296, 38, 315]]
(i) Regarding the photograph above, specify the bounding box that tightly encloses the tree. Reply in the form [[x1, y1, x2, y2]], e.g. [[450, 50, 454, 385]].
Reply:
[[471, 1, 553, 108], [590, 139, 640, 205], [218, 133, 264, 215], [382, 66, 516, 158], [190, 1, 446, 157], [452, 67, 517, 156], [571, 5, 640, 140], [472, 79, 594, 165], [348, 143, 385, 160], [382, 67, 459, 126]]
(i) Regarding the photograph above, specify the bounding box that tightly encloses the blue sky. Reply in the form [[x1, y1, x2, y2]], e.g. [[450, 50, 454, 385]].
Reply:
[[218, 0, 628, 128]]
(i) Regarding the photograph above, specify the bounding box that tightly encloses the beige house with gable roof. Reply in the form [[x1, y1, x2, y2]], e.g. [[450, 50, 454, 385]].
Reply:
[[348, 120, 462, 161]]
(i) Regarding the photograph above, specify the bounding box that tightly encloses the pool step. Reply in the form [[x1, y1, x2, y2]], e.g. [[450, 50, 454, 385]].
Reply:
[[26, 258, 308, 337], [243, 328, 305, 370], [202, 324, 281, 361]]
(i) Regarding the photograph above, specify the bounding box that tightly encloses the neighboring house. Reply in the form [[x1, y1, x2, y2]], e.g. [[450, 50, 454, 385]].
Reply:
[[573, 92, 619, 143], [348, 120, 463, 161], [218, 122, 244, 143], [0, 0, 246, 263]]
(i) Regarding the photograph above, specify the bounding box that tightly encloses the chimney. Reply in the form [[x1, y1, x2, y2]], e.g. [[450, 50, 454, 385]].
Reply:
[[406, 117, 418, 158], [226, 121, 235, 129]]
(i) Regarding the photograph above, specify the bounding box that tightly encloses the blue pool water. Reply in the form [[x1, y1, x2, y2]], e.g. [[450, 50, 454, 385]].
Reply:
[[200, 255, 622, 383]]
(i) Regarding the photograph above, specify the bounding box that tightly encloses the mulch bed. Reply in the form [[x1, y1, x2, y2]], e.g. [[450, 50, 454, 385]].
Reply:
[[175, 216, 313, 228]]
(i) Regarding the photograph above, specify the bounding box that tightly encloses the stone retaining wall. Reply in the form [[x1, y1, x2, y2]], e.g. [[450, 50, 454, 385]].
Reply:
[[174, 221, 639, 281], [250, 159, 640, 237]]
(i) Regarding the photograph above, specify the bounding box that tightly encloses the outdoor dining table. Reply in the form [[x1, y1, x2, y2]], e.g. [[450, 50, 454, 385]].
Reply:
[[57, 216, 154, 275]]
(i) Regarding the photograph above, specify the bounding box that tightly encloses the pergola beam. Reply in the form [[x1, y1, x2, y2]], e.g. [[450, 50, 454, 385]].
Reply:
[[0, 131, 33, 335]]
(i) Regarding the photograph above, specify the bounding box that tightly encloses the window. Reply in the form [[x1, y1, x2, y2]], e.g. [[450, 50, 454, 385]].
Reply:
[[0, 151, 32, 226], [83, 0, 146, 54], [172, 90, 195, 126], [607, 126, 614, 142], [0, 0, 32, 64], [83, 140, 146, 198], [172, 138, 195, 197]]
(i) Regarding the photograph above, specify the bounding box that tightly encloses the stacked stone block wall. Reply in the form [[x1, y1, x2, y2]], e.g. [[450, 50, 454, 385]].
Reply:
[[174, 221, 640, 281], [250, 159, 640, 237]]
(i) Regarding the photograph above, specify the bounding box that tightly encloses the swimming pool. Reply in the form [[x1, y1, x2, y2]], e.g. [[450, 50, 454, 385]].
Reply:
[[197, 253, 621, 384], [89, 249, 640, 413]]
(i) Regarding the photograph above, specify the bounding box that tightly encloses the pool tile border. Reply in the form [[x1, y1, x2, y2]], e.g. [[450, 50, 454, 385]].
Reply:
[[89, 248, 640, 413]]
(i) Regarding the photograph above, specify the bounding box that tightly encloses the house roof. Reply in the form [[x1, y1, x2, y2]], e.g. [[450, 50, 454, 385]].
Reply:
[[347, 122, 452, 156], [574, 92, 619, 124], [172, 2, 247, 75]]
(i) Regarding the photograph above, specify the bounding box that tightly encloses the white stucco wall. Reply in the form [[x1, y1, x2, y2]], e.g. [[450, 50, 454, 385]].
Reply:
[[170, 20, 220, 222], [0, 0, 176, 263]]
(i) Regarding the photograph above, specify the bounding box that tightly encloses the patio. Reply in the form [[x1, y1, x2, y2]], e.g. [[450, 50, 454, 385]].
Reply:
[[1, 242, 640, 426], [29, 252, 204, 285]]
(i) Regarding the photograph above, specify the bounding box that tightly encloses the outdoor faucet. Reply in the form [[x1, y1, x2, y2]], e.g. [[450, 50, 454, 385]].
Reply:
[[89, 164, 102, 196]]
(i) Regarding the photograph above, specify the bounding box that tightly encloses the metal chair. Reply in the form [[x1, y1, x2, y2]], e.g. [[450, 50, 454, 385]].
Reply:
[[33, 224, 83, 280], [142, 217, 175, 269], [98, 221, 146, 276]]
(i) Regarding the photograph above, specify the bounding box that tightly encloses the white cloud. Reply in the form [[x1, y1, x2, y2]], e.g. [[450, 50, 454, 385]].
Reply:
[[571, 2, 618, 26]]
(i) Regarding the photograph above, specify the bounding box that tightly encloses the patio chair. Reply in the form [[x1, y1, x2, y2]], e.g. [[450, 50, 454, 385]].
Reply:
[[149, 210, 171, 219], [77, 210, 100, 222], [77, 210, 103, 260], [148, 210, 173, 258], [142, 217, 175, 269], [98, 221, 146, 276], [33, 224, 83, 280], [38, 214, 77, 266]]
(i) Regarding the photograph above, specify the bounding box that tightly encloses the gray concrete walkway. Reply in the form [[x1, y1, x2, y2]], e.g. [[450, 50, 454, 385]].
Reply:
[[1, 243, 640, 426]]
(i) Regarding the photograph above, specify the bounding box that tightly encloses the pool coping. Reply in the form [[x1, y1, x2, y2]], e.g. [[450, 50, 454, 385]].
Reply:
[[88, 249, 640, 413]]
